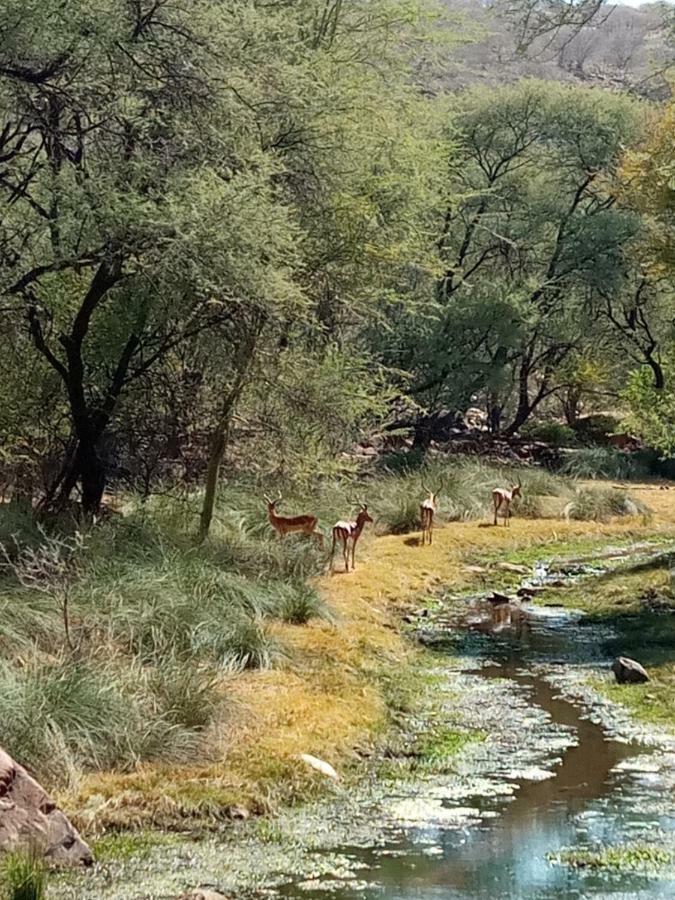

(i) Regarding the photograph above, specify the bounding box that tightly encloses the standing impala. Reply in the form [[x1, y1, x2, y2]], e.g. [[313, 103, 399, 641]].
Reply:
[[331, 504, 373, 572], [492, 481, 522, 526], [420, 484, 439, 546], [264, 493, 324, 546]]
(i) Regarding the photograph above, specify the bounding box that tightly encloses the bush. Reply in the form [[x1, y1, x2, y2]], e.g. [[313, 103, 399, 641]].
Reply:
[[560, 448, 651, 481], [274, 581, 326, 625], [1, 850, 46, 900], [571, 413, 622, 446], [0, 657, 220, 784], [520, 422, 578, 447]]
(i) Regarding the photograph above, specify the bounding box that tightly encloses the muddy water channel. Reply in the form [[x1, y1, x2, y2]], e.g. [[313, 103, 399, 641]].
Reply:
[[280, 549, 675, 900]]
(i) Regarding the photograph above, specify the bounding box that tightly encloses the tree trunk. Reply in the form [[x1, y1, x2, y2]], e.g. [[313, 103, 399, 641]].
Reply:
[[503, 357, 533, 436], [412, 415, 432, 451], [197, 315, 264, 541], [198, 425, 228, 542]]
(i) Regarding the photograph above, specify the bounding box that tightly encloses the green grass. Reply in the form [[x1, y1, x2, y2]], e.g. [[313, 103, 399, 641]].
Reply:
[[91, 832, 176, 863], [0, 850, 47, 900], [416, 726, 484, 771], [550, 843, 672, 871]]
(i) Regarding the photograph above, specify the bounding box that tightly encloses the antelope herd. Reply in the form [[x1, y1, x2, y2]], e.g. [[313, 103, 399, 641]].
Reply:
[[264, 479, 523, 571]]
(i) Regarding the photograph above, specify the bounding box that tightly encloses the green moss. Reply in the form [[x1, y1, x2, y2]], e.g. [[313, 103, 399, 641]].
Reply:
[[91, 832, 176, 863], [550, 843, 672, 871], [417, 726, 484, 770]]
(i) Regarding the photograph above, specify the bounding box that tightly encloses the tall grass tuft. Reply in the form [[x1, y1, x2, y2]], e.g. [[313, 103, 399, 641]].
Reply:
[[561, 448, 650, 481], [1, 849, 47, 900], [563, 486, 648, 522]]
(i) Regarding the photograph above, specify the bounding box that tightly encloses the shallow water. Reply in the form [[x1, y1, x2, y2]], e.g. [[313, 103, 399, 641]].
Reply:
[[280, 581, 675, 900]]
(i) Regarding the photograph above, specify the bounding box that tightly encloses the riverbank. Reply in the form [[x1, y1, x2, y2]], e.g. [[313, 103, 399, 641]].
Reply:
[[49, 481, 675, 898], [69, 481, 675, 836]]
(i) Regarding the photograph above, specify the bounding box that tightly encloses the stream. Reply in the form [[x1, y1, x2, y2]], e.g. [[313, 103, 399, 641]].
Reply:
[[279, 549, 675, 900]]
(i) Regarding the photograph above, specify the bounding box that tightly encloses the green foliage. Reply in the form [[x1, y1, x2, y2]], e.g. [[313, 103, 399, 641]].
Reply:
[[520, 422, 578, 447], [572, 413, 623, 445], [0, 850, 47, 900], [623, 350, 675, 458], [376, 79, 645, 428]]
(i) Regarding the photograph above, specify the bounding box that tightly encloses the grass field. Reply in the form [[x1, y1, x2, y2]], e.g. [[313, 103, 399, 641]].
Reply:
[[0, 462, 673, 836]]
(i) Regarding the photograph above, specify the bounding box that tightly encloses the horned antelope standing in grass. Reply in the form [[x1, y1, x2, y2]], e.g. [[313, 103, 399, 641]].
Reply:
[[420, 484, 440, 546], [492, 481, 522, 526], [331, 504, 373, 572], [264, 493, 324, 547]]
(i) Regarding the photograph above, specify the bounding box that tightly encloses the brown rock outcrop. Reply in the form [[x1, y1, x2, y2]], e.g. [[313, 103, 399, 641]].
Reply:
[[0, 747, 92, 866]]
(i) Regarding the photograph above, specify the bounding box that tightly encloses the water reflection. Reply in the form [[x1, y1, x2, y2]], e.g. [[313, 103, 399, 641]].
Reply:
[[280, 593, 675, 900]]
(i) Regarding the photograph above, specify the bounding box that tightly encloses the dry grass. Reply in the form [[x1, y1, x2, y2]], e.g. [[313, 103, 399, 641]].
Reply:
[[69, 480, 675, 832]]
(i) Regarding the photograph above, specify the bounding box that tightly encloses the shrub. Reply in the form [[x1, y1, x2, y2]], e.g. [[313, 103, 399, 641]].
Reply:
[[274, 581, 326, 625], [0, 658, 220, 784], [521, 422, 578, 447], [572, 413, 622, 445]]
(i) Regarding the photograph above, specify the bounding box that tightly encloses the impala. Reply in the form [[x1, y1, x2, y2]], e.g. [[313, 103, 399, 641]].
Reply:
[[264, 493, 323, 546], [492, 482, 522, 527], [420, 484, 439, 546], [331, 504, 373, 572]]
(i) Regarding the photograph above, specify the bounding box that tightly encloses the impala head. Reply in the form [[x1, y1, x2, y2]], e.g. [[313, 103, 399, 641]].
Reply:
[[422, 481, 440, 504], [511, 481, 522, 499], [358, 503, 373, 524], [264, 492, 283, 510]]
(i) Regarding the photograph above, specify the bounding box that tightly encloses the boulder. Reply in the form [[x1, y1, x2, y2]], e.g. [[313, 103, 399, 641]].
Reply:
[[612, 657, 649, 685], [0, 746, 92, 866]]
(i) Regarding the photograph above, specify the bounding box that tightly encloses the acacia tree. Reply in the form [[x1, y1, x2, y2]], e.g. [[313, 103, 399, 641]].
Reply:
[[615, 100, 675, 451], [0, 0, 303, 515], [379, 81, 644, 442]]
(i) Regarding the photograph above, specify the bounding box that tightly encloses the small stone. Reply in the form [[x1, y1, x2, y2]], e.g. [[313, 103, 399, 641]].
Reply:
[[298, 753, 339, 780], [612, 656, 649, 685], [517, 586, 543, 598], [228, 805, 249, 821]]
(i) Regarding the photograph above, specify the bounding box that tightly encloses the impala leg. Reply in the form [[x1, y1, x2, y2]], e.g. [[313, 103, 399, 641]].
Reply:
[[493, 499, 499, 526], [506, 502, 510, 526], [343, 538, 349, 572], [429, 516, 433, 545], [351, 537, 357, 570], [330, 532, 336, 571]]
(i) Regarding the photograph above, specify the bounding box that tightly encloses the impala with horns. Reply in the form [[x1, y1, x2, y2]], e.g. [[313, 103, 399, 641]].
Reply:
[[331, 504, 373, 573], [264, 493, 323, 546], [491, 481, 522, 527], [420, 483, 440, 546]]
